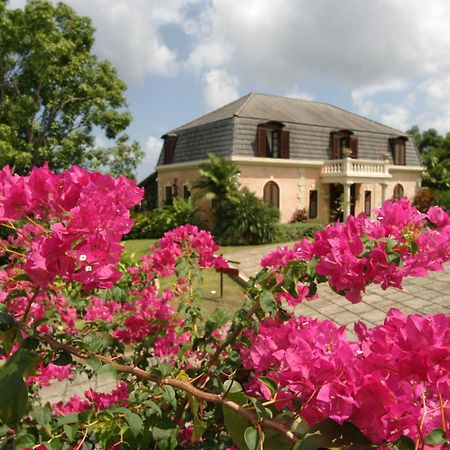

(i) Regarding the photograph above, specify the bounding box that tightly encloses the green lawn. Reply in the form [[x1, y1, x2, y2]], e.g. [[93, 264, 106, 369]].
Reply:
[[122, 239, 248, 314]]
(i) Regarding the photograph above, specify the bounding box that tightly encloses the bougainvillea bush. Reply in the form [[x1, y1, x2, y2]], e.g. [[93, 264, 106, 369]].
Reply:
[[0, 165, 450, 450]]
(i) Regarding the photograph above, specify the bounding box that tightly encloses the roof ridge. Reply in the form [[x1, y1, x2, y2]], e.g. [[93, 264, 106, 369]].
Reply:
[[234, 92, 256, 116], [169, 93, 251, 133], [322, 101, 407, 135]]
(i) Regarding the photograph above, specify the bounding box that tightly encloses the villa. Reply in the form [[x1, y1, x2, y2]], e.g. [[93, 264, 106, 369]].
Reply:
[[144, 93, 422, 223]]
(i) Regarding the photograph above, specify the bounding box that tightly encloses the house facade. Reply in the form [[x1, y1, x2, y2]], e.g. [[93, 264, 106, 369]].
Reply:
[[152, 93, 422, 223]]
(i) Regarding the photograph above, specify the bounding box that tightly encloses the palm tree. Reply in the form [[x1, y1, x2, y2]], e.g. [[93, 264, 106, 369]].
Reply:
[[193, 153, 241, 205]]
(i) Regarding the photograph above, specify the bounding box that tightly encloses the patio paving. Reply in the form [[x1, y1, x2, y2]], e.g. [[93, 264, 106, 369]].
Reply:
[[225, 242, 450, 339]]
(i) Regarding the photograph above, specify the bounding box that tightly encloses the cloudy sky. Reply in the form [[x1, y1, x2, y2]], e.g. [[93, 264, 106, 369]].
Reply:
[[9, 0, 450, 181]]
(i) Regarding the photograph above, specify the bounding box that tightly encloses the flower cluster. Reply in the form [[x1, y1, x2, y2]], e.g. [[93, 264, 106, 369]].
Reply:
[[241, 309, 450, 444], [141, 224, 228, 279], [261, 199, 450, 303], [0, 165, 143, 290], [52, 380, 129, 415]]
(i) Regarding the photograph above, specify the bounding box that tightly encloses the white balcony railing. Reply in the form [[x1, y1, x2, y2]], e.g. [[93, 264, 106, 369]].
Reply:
[[321, 158, 391, 181]]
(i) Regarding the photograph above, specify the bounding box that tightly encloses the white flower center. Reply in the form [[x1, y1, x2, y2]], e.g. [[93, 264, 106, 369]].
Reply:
[[79, 254, 87, 262], [85, 265, 92, 272]]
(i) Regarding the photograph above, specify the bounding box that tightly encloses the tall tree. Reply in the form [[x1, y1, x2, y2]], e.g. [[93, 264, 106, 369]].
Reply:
[[407, 126, 450, 190], [0, 0, 143, 176]]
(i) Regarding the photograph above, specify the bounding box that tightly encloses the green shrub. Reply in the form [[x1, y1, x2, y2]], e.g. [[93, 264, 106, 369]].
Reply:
[[413, 188, 437, 212], [275, 222, 322, 242], [127, 197, 203, 239], [289, 208, 308, 223], [435, 190, 450, 211], [214, 188, 279, 245]]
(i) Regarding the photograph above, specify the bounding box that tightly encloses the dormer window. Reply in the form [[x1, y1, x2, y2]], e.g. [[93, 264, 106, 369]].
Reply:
[[389, 136, 407, 165], [162, 133, 177, 164], [257, 121, 289, 158], [331, 130, 358, 159]]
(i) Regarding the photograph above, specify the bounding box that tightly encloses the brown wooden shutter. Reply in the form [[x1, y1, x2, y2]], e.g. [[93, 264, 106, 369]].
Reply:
[[388, 138, 396, 163], [163, 136, 177, 164], [350, 136, 358, 159], [280, 130, 290, 158], [400, 141, 406, 165], [257, 127, 267, 157], [332, 133, 340, 159]]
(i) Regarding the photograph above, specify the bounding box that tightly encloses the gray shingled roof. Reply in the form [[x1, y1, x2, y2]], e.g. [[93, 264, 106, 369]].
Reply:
[[157, 92, 421, 167], [171, 92, 408, 136]]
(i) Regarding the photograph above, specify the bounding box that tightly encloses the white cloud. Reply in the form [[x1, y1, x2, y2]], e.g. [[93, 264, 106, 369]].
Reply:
[[203, 69, 239, 109], [285, 85, 314, 101], [380, 106, 410, 132], [136, 135, 162, 181], [144, 135, 162, 165]]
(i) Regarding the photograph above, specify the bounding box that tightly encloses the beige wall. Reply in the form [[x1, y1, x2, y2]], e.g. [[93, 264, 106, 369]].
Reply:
[[157, 163, 421, 225], [237, 165, 323, 223]]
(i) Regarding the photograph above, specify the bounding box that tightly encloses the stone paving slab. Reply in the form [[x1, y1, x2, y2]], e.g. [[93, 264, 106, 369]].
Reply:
[[226, 242, 450, 340]]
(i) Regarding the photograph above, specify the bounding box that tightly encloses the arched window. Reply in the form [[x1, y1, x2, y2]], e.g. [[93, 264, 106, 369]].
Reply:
[[263, 181, 279, 208], [393, 184, 404, 200]]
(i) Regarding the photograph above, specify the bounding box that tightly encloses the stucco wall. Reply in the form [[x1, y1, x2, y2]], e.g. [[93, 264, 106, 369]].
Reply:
[[237, 164, 323, 223], [157, 163, 421, 225]]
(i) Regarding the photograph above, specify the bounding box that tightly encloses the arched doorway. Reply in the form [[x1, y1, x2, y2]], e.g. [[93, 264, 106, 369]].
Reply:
[[263, 181, 279, 208]]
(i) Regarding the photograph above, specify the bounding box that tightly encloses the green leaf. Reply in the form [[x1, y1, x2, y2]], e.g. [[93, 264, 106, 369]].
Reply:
[[385, 238, 398, 252], [153, 421, 178, 450], [14, 432, 35, 449], [394, 435, 415, 450], [223, 379, 244, 395], [388, 252, 401, 265], [21, 336, 40, 351], [260, 290, 277, 313], [52, 350, 73, 366], [31, 404, 53, 426], [296, 419, 370, 450], [410, 240, 419, 254], [0, 349, 37, 429], [424, 429, 448, 446], [97, 363, 119, 380], [142, 400, 162, 418], [0, 312, 15, 331], [85, 357, 102, 372], [125, 412, 143, 438], [1, 328, 17, 355], [258, 377, 278, 397], [56, 413, 80, 426], [63, 423, 79, 441], [163, 385, 177, 409], [4, 290, 27, 303], [244, 427, 262, 450], [223, 407, 251, 450]]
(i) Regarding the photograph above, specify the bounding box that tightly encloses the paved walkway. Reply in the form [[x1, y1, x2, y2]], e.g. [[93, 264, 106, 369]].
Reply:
[[226, 242, 450, 339]]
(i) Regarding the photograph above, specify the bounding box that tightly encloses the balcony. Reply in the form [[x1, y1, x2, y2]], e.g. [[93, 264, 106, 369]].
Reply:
[[321, 158, 392, 183]]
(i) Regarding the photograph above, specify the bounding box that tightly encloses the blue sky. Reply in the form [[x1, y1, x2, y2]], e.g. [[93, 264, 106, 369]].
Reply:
[[9, 0, 450, 181]]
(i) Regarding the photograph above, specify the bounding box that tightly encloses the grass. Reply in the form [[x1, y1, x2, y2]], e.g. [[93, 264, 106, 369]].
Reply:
[[122, 239, 248, 314], [123, 239, 287, 259]]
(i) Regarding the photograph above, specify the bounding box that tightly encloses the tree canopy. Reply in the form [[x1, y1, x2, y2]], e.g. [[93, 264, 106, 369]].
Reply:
[[0, 0, 143, 177], [407, 125, 450, 190]]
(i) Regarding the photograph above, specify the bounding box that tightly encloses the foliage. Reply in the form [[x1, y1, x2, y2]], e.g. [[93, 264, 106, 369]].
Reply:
[[289, 208, 308, 223], [193, 154, 280, 245], [193, 153, 241, 213], [214, 188, 280, 245], [0, 0, 142, 176], [1, 165, 450, 449], [127, 197, 203, 239], [274, 222, 322, 242], [414, 187, 437, 212], [407, 125, 450, 191]]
